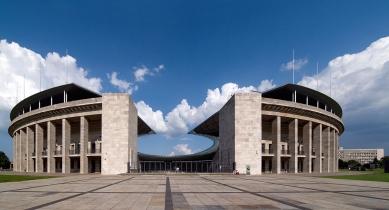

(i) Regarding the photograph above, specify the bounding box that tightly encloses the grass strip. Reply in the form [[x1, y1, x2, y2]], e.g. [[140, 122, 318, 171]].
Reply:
[[0, 174, 58, 183], [320, 169, 389, 182]]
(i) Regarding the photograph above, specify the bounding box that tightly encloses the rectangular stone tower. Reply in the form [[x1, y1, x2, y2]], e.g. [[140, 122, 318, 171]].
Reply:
[[219, 93, 262, 175], [101, 93, 138, 175]]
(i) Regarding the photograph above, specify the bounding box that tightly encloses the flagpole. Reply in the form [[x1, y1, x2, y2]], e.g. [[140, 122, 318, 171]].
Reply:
[[66, 49, 68, 84], [292, 49, 294, 84], [316, 62, 318, 90], [330, 74, 332, 97]]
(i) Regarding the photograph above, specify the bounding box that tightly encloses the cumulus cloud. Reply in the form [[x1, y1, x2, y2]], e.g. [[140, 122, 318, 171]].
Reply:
[[0, 40, 102, 129], [173, 144, 194, 155], [153, 64, 164, 72], [167, 152, 175, 156], [281, 57, 308, 71], [107, 72, 138, 94], [298, 36, 389, 116], [136, 80, 276, 139], [134, 65, 154, 82]]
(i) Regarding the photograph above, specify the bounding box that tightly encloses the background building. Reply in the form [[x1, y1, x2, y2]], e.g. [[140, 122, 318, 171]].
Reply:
[[9, 83, 344, 175], [338, 147, 384, 164]]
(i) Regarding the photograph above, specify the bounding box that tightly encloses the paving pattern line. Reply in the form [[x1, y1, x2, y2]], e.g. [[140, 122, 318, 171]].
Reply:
[[259, 175, 389, 190], [25, 177, 134, 210], [239, 177, 389, 202], [0, 176, 98, 193], [201, 177, 311, 210], [165, 177, 173, 210]]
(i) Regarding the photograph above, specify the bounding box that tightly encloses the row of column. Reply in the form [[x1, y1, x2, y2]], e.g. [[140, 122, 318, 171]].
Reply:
[[13, 116, 90, 174], [270, 116, 338, 174]]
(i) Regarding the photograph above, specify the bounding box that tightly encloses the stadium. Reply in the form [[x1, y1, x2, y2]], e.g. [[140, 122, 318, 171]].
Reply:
[[9, 83, 344, 175]]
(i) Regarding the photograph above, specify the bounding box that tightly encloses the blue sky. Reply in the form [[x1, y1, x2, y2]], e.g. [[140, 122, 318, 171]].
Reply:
[[1, 1, 389, 159]]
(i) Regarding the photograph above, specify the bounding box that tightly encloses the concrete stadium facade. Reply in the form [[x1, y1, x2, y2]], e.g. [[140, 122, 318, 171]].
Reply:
[[9, 83, 344, 175]]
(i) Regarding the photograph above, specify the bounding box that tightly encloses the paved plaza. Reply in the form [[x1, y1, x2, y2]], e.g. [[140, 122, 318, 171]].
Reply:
[[1, 172, 389, 209]]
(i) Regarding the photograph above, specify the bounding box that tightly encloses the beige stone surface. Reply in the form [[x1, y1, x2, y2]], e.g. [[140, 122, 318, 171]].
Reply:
[[101, 93, 138, 175], [219, 93, 262, 175]]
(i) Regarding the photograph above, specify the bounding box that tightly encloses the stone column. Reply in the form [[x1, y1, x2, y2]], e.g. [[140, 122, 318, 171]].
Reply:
[[36, 124, 44, 173], [288, 119, 298, 173], [62, 119, 71, 173], [26, 126, 35, 172], [16, 131, 20, 171], [335, 132, 339, 172], [102, 93, 138, 175], [330, 129, 335, 172], [20, 129, 27, 172], [47, 121, 56, 173], [313, 124, 322, 173], [271, 116, 281, 174], [303, 121, 312, 173], [12, 134, 16, 171], [322, 127, 330, 172], [80, 116, 89, 174]]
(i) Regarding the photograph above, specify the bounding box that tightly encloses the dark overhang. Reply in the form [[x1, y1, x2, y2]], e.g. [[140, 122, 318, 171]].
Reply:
[[10, 83, 101, 121], [189, 112, 219, 137], [262, 83, 343, 118], [138, 117, 156, 136]]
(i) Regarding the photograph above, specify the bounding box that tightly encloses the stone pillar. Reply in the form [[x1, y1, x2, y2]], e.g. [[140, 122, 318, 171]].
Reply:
[[313, 124, 322, 173], [35, 124, 44, 173], [288, 119, 298, 173], [102, 94, 138, 175], [330, 129, 335, 172], [16, 131, 20, 172], [322, 127, 330, 172], [271, 116, 281, 174], [12, 134, 16, 171], [335, 132, 339, 172], [303, 121, 312, 173], [80, 116, 89, 174], [47, 121, 56, 173], [20, 129, 27, 172], [62, 119, 71, 173], [26, 126, 35, 172]]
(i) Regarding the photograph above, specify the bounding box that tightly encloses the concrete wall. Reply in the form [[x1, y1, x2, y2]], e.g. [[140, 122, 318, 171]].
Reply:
[[101, 93, 137, 175], [219, 93, 262, 175]]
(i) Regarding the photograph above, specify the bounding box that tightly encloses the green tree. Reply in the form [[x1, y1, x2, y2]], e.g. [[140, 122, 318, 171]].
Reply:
[[0, 151, 11, 169], [347, 160, 360, 168], [338, 159, 348, 169]]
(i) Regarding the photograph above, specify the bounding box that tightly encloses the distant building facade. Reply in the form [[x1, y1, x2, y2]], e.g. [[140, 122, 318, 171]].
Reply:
[[338, 147, 384, 164]]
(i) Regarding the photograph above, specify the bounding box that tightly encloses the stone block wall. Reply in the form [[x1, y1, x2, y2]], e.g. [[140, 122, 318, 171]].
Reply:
[[101, 93, 137, 175]]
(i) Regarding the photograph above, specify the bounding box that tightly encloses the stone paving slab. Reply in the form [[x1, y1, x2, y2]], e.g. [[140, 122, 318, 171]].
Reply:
[[1, 172, 389, 209]]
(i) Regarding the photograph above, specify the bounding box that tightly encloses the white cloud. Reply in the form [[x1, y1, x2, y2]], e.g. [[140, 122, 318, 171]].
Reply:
[[107, 72, 137, 94], [173, 144, 193, 155], [153, 64, 164, 72], [258, 79, 276, 92], [297, 36, 389, 130], [281, 57, 308, 71], [167, 152, 175, 156], [136, 81, 276, 139], [134, 64, 164, 82], [0, 40, 102, 129]]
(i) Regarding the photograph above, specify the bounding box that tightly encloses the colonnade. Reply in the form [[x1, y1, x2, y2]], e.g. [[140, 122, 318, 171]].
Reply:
[[12, 116, 100, 174], [262, 116, 339, 174]]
